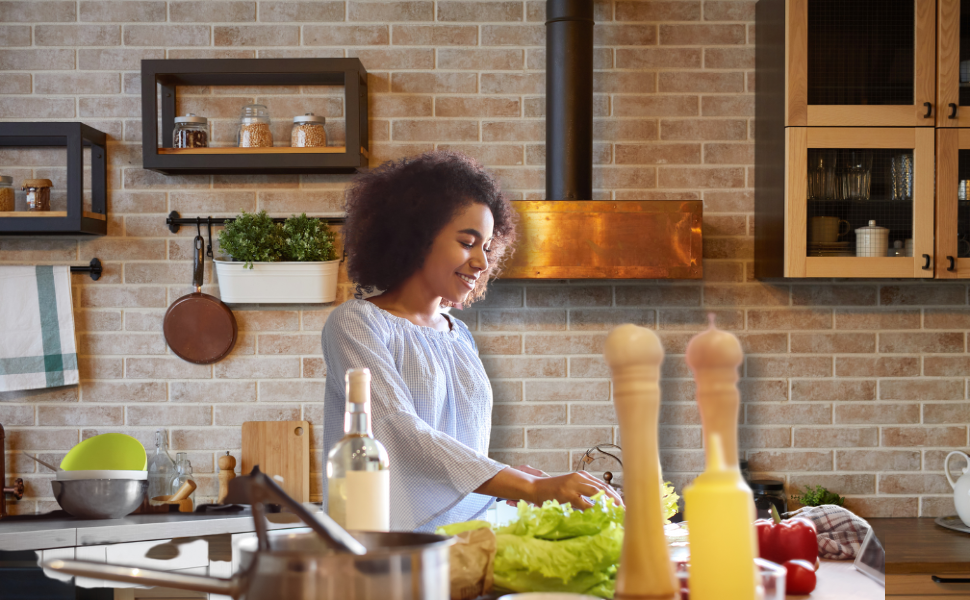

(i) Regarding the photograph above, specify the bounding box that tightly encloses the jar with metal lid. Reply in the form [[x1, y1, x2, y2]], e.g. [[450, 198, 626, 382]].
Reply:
[[291, 113, 327, 148], [22, 178, 53, 212], [0, 176, 13, 212], [237, 103, 272, 148], [749, 479, 787, 520], [173, 113, 208, 148]]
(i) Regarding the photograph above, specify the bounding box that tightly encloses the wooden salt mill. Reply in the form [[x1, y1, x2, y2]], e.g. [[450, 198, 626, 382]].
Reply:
[[217, 451, 236, 504], [605, 325, 678, 600], [683, 316, 759, 600], [685, 314, 743, 470]]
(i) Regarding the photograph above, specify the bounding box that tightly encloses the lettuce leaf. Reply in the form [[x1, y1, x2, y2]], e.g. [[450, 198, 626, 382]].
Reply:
[[436, 520, 492, 536]]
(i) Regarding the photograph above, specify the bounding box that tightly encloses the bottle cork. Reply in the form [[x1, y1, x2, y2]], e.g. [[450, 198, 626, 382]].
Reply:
[[345, 368, 371, 404]]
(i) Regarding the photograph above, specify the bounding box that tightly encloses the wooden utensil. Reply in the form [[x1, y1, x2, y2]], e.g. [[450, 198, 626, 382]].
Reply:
[[218, 451, 236, 504], [604, 324, 678, 600], [241, 421, 310, 502], [163, 234, 237, 364], [685, 314, 743, 468], [152, 479, 196, 513]]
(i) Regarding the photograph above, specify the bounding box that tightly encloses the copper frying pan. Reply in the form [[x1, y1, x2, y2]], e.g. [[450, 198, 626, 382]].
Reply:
[[163, 235, 237, 364]]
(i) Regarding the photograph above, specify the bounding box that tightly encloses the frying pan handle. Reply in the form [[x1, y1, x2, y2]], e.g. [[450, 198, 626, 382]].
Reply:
[[43, 559, 239, 597], [193, 235, 204, 292]]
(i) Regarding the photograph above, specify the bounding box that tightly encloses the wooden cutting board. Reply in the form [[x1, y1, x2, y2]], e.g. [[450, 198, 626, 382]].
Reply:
[[241, 420, 310, 502]]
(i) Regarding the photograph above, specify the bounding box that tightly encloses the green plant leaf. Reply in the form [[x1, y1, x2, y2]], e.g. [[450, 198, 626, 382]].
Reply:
[[280, 213, 337, 262], [217, 210, 284, 269]]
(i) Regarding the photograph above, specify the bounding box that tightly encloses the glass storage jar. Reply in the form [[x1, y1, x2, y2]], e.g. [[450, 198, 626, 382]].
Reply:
[[237, 103, 273, 148], [750, 479, 787, 520], [0, 176, 14, 212], [291, 113, 327, 147], [22, 178, 52, 212], [173, 113, 208, 148]]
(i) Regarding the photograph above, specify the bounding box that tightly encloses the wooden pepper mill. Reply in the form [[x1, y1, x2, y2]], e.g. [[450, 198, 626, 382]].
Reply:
[[218, 451, 236, 504], [605, 325, 678, 600]]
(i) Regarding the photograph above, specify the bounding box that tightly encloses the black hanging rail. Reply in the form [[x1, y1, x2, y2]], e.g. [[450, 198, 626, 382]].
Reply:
[[166, 211, 345, 234], [70, 258, 103, 281]]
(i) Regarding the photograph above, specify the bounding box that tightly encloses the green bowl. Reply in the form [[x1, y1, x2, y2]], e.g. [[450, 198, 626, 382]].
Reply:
[[60, 433, 147, 471]]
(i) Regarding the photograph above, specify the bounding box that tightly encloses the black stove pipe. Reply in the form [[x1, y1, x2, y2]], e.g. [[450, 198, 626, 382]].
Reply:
[[546, 0, 594, 201]]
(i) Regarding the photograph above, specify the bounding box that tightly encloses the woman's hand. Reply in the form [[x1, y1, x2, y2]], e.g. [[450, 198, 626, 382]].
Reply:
[[475, 467, 623, 510], [530, 471, 624, 508]]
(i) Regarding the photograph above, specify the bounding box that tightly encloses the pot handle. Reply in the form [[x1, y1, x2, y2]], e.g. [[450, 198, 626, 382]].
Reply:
[[43, 559, 239, 597], [193, 235, 205, 293], [945, 451, 970, 489]]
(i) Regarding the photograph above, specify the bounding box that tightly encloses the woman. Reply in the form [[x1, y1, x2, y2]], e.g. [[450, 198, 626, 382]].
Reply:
[[321, 151, 620, 532]]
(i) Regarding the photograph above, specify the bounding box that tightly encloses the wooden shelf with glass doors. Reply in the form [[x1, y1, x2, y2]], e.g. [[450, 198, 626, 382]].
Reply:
[[754, 0, 970, 279]]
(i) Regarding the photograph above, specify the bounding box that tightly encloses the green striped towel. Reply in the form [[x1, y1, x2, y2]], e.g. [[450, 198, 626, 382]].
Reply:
[[0, 266, 79, 392]]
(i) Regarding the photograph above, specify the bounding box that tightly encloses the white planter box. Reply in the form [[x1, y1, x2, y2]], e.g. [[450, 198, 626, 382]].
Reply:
[[213, 259, 340, 304]]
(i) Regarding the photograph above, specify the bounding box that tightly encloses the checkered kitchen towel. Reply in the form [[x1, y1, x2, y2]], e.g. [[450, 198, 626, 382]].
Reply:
[[786, 505, 871, 560], [0, 266, 79, 392]]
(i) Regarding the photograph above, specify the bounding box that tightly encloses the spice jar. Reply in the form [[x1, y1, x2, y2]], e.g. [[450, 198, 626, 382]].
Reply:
[[291, 113, 327, 148], [237, 103, 273, 148], [0, 176, 13, 212], [173, 113, 208, 148], [749, 479, 787, 520], [22, 179, 53, 212]]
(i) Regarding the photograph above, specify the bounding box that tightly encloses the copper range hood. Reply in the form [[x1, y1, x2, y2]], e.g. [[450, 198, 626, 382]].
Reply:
[[504, 0, 703, 279]]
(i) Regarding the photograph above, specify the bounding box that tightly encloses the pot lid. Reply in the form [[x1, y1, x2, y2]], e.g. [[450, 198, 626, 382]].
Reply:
[[293, 112, 325, 124], [0, 175, 12, 185], [22, 178, 53, 188], [175, 113, 207, 124], [855, 219, 887, 232], [748, 479, 785, 491]]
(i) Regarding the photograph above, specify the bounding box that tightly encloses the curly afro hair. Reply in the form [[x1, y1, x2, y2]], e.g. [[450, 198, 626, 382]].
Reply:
[[343, 150, 517, 305]]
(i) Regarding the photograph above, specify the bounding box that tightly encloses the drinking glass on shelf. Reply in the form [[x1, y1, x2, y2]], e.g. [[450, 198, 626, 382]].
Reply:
[[840, 150, 872, 201], [890, 153, 914, 202], [807, 149, 838, 201]]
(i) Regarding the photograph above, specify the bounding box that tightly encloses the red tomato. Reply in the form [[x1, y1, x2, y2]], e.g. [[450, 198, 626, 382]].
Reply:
[[784, 559, 817, 595]]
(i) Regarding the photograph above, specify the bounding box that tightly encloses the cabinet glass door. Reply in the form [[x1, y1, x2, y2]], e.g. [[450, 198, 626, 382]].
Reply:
[[937, 0, 970, 126], [786, 128, 935, 277], [935, 129, 970, 276], [787, 0, 936, 127]]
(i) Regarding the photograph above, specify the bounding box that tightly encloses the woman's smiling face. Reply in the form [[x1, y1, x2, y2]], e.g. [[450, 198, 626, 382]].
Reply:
[[416, 202, 495, 305]]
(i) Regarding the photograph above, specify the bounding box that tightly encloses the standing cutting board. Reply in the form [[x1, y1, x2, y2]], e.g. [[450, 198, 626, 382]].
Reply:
[[241, 421, 310, 502]]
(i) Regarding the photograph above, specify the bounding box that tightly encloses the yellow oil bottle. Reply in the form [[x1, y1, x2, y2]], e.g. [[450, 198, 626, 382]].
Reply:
[[683, 434, 760, 600]]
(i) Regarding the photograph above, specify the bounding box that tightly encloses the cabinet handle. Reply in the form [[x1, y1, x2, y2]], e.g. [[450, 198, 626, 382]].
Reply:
[[923, 254, 932, 270], [950, 103, 959, 119], [924, 102, 933, 118], [932, 575, 970, 584], [948, 256, 956, 271]]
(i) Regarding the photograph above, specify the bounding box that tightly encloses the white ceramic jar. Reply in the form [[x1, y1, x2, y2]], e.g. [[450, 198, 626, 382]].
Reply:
[[855, 220, 888, 257]]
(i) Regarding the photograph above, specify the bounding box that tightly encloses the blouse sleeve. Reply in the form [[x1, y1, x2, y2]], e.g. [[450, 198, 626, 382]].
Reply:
[[322, 305, 506, 531]]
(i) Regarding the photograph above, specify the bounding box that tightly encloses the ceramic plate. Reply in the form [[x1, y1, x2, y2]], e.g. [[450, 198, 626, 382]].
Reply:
[[935, 515, 970, 534]]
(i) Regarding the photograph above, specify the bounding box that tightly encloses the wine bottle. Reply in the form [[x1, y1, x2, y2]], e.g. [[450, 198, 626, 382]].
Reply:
[[326, 368, 391, 531]]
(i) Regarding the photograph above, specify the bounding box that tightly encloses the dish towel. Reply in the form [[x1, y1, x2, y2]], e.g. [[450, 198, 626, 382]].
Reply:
[[0, 266, 79, 392], [786, 504, 871, 560]]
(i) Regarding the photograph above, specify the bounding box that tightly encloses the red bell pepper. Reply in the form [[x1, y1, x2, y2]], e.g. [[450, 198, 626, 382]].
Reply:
[[754, 505, 818, 565]]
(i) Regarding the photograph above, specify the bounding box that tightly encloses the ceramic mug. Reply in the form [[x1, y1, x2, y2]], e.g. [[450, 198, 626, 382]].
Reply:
[[944, 450, 970, 527], [810, 216, 850, 243]]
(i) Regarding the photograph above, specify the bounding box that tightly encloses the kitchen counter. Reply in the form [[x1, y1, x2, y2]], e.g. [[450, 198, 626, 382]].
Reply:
[[0, 508, 305, 551], [870, 517, 970, 574]]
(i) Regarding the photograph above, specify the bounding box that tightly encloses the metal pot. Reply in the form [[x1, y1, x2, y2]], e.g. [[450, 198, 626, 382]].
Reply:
[[44, 469, 453, 600]]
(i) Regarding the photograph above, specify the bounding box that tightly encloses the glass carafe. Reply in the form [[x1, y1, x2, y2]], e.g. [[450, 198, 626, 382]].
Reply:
[[148, 430, 176, 505]]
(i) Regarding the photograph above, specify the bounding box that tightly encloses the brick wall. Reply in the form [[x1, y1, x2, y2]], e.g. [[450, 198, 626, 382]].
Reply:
[[0, 0, 964, 518]]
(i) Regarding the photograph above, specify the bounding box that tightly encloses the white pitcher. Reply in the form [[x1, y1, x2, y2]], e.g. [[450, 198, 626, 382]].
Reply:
[[945, 451, 970, 526]]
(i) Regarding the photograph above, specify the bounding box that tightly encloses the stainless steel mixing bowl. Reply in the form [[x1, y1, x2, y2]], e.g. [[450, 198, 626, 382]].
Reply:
[[51, 479, 147, 519]]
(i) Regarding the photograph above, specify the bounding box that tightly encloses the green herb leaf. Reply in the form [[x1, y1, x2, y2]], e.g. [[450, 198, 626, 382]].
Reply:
[[280, 213, 337, 262]]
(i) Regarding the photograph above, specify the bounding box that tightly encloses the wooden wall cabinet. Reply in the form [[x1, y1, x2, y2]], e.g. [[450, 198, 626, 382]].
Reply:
[[782, 0, 937, 127], [756, 0, 964, 279]]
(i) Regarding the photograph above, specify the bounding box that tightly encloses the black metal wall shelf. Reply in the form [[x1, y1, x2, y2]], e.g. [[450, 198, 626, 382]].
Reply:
[[141, 58, 369, 175], [0, 122, 107, 236]]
